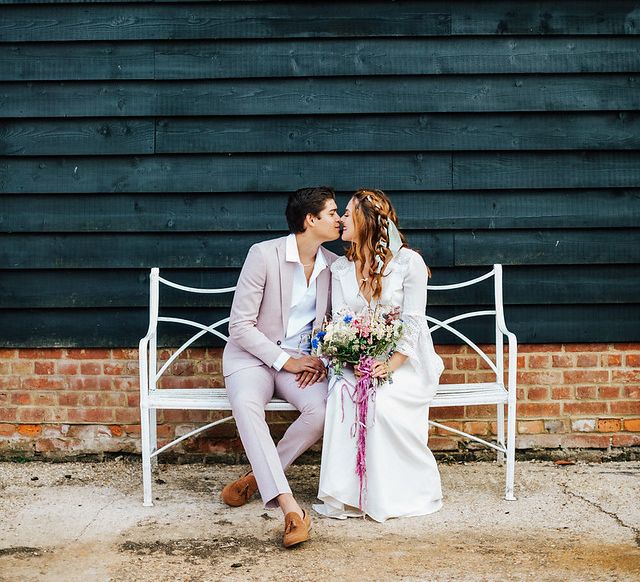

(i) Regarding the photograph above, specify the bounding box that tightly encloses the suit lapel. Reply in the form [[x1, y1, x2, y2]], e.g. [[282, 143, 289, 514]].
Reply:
[[277, 239, 294, 333], [314, 247, 331, 326]]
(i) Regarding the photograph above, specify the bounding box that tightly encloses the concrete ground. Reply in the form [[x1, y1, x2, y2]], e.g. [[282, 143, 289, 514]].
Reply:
[[0, 459, 638, 582]]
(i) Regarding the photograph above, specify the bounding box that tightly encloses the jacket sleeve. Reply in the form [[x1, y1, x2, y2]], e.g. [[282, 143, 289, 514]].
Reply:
[[228, 244, 287, 367]]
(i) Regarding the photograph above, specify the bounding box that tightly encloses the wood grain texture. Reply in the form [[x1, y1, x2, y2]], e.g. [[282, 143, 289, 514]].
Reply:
[[2, 75, 639, 118]]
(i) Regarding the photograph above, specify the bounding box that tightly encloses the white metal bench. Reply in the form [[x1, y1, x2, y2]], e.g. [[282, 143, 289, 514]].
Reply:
[[138, 264, 517, 507]]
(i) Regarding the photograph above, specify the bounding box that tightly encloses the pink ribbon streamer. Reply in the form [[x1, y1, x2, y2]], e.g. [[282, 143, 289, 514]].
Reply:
[[339, 355, 377, 511]]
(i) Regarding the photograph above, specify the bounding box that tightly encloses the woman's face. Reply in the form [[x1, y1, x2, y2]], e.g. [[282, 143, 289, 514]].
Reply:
[[340, 197, 357, 242]]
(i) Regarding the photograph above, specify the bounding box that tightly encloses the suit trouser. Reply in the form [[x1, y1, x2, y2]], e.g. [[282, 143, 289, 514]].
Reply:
[[225, 362, 328, 509]]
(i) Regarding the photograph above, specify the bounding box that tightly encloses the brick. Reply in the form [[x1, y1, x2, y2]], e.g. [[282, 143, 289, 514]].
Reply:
[[0, 362, 10, 375], [114, 408, 139, 423], [126, 393, 140, 407], [57, 362, 79, 375], [564, 402, 608, 415], [576, 354, 599, 367], [625, 354, 640, 367], [551, 386, 572, 400], [67, 408, 115, 423], [455, 357, 478, 370], [33, 393, 57, 407], [113, 378, 136, 392], [552, 354, 574, 368], [17, 424, 42, 437], [428, 436, 460, 451], [0, 408, 17, 422], [598, 385, 621, 399], [435, 345, 466, 355], [518, 344, 563, 353], [517, 371, 563, 385], [527, 387, 549, 401], [96, 392, 127, 407], [58, 392, 79, 407], [624, 418, 640, 432], [440, 373, 466, 384], [528, 355, 551, 369], [462, 404, 497, 419], [597, 418, 622, 432], [463, 421, 489, 436], [612, 434, 640, 447], [564, 344, 608, 352], [0, 424, 16, 436], [103, 363, 125, 375], [0, 349, 17, 359], [111, 349, 138, 360], [10, 391, 32, 405], [562, 434, 610, 448], [434, 421, 463, 436], [563, 370, 608, 384], [612, 370, 640, 383], [610, 401, 640, 415], [516, 434, 563, 449], [576, 386, 597, 399], [613, 343, 640, 350], [80, 362, 102, 375], [12, 361, 34, 375], [544, 419, 567, 434], [623, 385, 640, 399], [22, 377, 66, 390], [518, 403, 561, 418], [67, 349, 111, 359], [34, 361, 55, 375], [16, 408, 48, 423], [518, 420, 545, 434], [19, 349, 63, 359], [602, 354, 622, 367], [571, 419, 596, 432], [466, 372, 497, 383], [70, 377, 111, 391], [109, 425, 124, 437], [430, 406, 465, 419]]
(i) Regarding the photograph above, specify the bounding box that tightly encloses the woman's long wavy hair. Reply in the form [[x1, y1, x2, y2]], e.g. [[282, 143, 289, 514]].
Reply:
[[345, 188, 408, 301]]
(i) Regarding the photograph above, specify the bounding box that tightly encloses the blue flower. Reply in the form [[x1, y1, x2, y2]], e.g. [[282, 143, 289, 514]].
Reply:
[[343, 315, 353, 324], [311, 338, 319, 349], [316, 331, 326, 339]]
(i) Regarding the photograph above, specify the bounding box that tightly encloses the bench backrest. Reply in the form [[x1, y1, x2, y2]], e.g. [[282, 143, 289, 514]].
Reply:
[[140, 264, 514, 393]]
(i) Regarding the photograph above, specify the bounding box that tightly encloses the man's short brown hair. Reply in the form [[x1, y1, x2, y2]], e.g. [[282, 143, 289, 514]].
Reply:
[[285, 187, 336, 233]]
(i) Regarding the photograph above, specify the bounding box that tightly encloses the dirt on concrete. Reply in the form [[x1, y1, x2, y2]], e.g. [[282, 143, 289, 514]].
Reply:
[[0, 459, 639, 581]]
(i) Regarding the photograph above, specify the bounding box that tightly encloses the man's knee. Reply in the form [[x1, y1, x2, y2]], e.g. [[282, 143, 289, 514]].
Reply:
[[300, 397, 327, 434]]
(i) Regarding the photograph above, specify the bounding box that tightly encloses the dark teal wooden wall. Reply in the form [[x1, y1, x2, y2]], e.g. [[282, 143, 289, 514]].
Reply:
[[1, 1, 639, 346]]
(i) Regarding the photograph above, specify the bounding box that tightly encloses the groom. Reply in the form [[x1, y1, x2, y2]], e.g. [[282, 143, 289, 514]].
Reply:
[[221, 186, 340, 547]]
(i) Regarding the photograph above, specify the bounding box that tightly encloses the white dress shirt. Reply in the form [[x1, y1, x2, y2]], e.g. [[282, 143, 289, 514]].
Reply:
[[272, 234, 327, 371]]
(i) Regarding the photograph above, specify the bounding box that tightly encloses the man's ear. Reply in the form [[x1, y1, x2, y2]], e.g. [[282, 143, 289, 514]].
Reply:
[[305, 213, 316, 228]]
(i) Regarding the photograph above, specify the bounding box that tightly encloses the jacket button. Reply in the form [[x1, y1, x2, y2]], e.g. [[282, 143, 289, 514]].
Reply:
[[276, 340, 282, 346]]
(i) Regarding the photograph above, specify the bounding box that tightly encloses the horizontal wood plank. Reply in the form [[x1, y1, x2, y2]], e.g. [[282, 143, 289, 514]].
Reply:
[[0, 119, 154, 155], [454, 229, 640, 265], [1, 2, 637, 42], [453, 151, 640, 189], [1, 264, 637, 309], [2, 75, 638, 118], [0, 153, 452, 193], [0, 232, 455, 270], [2, 303, 638, 347], [155, 112, 640, 154], [2, 190, 639, 232]]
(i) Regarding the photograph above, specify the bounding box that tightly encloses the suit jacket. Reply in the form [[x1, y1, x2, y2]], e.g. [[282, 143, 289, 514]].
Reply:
[[223, 236, 338, 377]]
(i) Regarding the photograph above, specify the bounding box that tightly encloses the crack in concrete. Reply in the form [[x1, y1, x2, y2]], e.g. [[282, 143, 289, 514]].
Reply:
[[74, 497, 117, 542], [561, 480, 640, 548]]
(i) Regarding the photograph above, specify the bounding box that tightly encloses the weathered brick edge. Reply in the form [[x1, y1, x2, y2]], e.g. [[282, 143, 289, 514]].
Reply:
[[1, 344, 639, 461]]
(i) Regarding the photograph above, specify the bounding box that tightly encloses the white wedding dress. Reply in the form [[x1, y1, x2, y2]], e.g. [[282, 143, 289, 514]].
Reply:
[[313, 248, 445, 522]]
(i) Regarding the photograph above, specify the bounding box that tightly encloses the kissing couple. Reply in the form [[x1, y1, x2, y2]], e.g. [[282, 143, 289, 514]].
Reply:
[[221, 187, 445, 547]]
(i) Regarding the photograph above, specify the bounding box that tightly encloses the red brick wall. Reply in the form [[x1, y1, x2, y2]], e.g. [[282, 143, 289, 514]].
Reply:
[[1, 344, 639, 459]]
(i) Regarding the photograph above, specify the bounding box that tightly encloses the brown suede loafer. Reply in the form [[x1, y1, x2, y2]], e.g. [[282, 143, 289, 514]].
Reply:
[[282, 510, 311, 548], [220, 472, 258, 507]]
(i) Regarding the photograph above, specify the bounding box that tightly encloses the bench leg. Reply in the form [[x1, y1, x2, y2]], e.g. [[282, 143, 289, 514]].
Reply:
[[505, 398, 516, 501], [497, 403, 505, 466], [140, 403, 154, 507], [149, 408, 158, 470]]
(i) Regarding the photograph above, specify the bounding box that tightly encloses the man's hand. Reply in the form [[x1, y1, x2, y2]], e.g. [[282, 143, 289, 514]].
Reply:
[[282, 355, 326, 388], [296, 367, 327, 389]]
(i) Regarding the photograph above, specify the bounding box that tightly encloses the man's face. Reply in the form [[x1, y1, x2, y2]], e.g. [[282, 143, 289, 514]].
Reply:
[[307, 198, 341, 242]]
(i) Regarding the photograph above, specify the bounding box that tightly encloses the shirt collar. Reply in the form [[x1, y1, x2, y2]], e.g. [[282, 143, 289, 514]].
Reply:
[[285, 233, 327, 272]]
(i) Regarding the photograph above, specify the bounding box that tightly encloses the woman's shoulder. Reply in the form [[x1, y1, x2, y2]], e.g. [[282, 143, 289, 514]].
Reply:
[[330, 255, 351, 275], [395, 247, 427, 269]]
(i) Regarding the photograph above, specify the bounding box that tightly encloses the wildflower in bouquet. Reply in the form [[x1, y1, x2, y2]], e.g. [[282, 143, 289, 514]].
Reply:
[[311, 305, 403, 509]]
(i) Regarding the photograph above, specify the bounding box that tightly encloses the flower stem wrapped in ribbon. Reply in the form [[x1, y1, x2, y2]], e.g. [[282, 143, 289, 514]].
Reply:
[[311, 305, 403, 509]]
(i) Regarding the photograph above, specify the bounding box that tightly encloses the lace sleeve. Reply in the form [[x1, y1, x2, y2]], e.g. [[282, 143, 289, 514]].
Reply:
[[393, 250, 444, 396]]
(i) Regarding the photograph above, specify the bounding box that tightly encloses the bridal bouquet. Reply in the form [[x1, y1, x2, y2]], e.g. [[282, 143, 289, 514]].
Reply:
[[311, 305, 403, 509]]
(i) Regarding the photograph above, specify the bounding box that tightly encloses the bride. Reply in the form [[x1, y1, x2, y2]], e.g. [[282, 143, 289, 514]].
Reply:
[[313, 188, 445, 522]]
